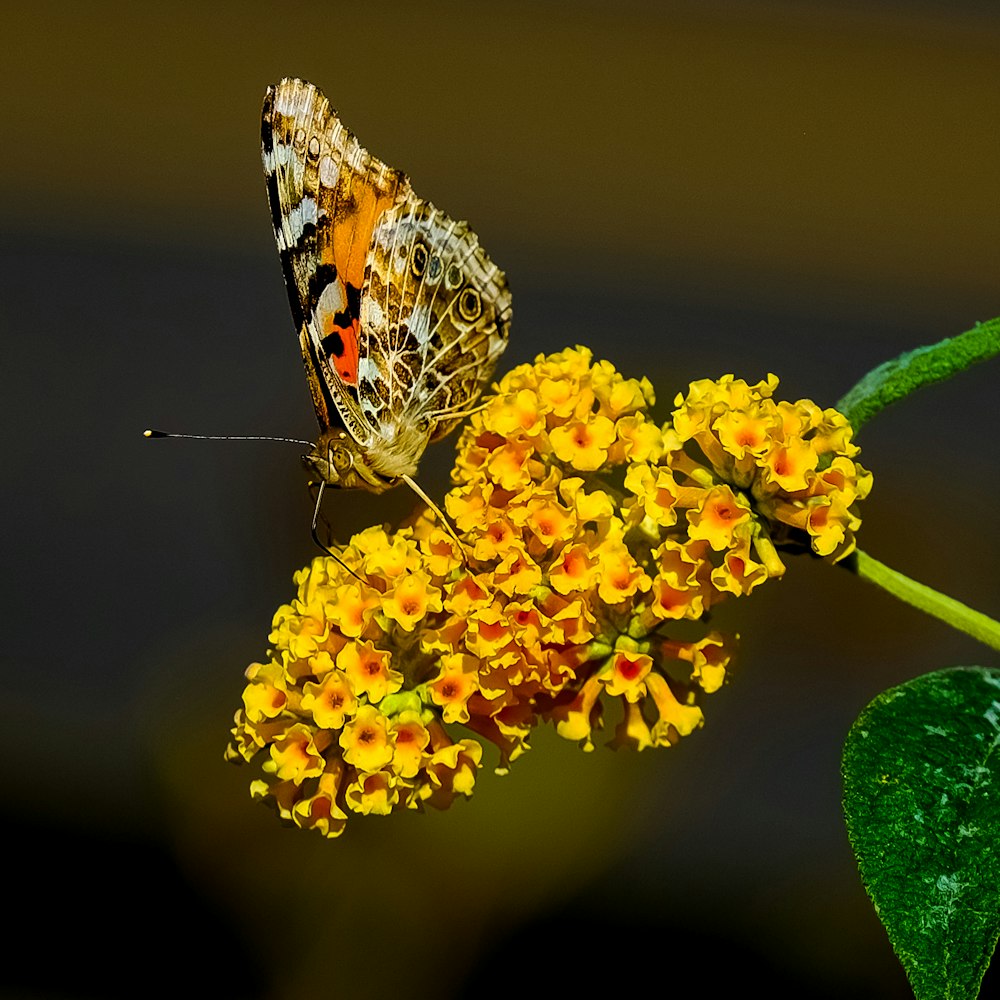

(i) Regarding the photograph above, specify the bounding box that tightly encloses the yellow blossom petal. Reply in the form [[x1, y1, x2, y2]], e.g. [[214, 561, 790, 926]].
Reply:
[[602, 652, 653, 702], [381, 572, 443, 631], [242, 660, 288, 722], [687, 485, 752, 550], [268, 723, 328, 781], [335, 640, 402, 704], [325, 584, 379, 639], [292, 764, 349, 838], [339, 705, 395, 772], [390, 712, 430, 779], [300, 668, 357, 730], [428, 652, 481, 723], [345, 769, 399, 815], [549, 415, 617, 471]]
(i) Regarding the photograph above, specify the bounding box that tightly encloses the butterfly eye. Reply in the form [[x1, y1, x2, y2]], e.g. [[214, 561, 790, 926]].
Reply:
[[445, 263, 463, 290], [330, 444, 353, 471], [457, 287, 482, 322], [410, 242, 428, 278], [427, 255, 442, 280]]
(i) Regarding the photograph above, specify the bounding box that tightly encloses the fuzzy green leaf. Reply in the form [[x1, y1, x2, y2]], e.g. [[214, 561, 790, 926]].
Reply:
[[836, 318, 1000, 431], [843, 666, 1000, 999]]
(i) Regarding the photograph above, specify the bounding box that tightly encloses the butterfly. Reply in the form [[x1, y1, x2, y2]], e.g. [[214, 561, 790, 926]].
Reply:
[[261, 78, 512, 498]]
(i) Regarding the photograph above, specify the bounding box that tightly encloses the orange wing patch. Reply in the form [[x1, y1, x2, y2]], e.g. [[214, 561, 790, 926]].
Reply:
[[318, 303, 360, 385], [316, 168, 401, 387]]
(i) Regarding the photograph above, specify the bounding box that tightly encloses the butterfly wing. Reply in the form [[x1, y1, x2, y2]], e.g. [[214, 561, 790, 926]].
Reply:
[[262, 77, 511, 482], [357, 196, 512, 452], [261, 78, 410, 447]]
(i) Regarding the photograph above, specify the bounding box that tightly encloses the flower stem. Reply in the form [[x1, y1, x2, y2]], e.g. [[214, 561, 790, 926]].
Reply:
[[836, 317, 1000, 431], [843, 549, 1000, 653]]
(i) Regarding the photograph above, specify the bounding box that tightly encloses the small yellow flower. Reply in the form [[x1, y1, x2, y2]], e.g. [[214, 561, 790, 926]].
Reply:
[[242, 660, 288, 722], [595, 539, 651, 606], [336, 640, 402, 704], [549, 541, 598, 595], [647, 575, 706, 621], [326, 584, 379, 639], [488, 388, 545, 437], [538, 374, 589, 419], [624, 463, 680, 528], [428, 653, 481, 723], [486, 440, 536, 490], [524, 496, 577, 548], [363, 534, 423, 581], [493, 545, 544, 597], [291, 765, 349, 838], [611, 701, 655, 751], [445, 479, 491, 532], [419, 730, 483, 808], [553, 674, 604, 750], [644, 673, 704, 745], [345, 769, 399, 815], [608, 413, 665, 464], [389, 712, 431, 779], [270, 602, 327, 659], [382, 572, 443, 632], [269, 724, 328, 782], [713, 408, 774, 459], [687, 485, 753, 551], [339, 705, 395, 772], [559, 477, 615, 523], [300, 669, 356, 730], [549, 415, 617, 471], [602, 651, 653, 702], [763, 439, 819, 492]]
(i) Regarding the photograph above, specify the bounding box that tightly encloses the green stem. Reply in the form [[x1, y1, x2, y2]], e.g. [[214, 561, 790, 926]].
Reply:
[[844, 549, 1000, 653], [836, 317, 1000, 431]]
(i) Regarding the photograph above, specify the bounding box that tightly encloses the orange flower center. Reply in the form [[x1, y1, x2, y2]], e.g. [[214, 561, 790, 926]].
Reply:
[[616, 655, 643, 680]]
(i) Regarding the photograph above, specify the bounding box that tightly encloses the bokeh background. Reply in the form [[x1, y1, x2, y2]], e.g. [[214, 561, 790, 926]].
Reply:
[[4, 2, 999, 996]]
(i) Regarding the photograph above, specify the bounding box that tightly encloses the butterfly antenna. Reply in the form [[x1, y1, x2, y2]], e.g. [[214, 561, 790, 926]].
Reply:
[[144, 429, 313, 446], [401, 474, 472, 568], [310, 479, 366, 584]]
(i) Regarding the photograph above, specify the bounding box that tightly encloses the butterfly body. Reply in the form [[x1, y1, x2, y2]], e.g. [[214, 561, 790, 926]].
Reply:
[[262, 78, 511, 490]]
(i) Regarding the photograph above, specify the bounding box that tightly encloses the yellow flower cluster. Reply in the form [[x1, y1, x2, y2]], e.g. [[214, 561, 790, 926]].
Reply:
[[226, 348, 870, 838]]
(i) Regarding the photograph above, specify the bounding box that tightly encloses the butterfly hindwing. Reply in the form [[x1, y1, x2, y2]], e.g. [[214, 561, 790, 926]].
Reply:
[[357, 198, 511, 440]]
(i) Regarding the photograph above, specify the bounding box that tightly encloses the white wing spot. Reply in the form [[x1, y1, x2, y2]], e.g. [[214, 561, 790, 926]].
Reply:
[[362, 299, 384, 329], [262, 143, 300, 175], [316, 279, 347, 318], [408, 304, 433, 345], [357, 358, 382, 384], [319, 155, 338, 187], [273, 88, 301, 116], [277, 197, 320, 251]]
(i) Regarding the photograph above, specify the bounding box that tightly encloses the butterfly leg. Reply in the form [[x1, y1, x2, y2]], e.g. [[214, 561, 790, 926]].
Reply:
[[401, 474, 473, 569], [308, 479, 366, 584]]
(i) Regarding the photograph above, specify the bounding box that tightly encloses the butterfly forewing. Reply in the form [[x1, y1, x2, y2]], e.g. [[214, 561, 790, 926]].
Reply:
[[262, 77, 510, 486]]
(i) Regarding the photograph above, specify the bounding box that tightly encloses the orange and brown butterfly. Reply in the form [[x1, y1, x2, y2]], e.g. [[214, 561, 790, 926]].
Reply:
[[261, 77, 512, 496]]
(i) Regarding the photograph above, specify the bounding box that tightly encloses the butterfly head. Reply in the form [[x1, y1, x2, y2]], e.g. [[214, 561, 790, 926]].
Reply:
[[305, 429, 399, 492]]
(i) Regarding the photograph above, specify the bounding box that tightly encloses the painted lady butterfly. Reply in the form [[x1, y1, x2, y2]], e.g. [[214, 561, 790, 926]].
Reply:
[[261, 78, 512, 495]]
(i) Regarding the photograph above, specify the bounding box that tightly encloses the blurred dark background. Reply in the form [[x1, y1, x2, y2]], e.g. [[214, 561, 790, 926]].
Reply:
[[3, 2, 998, 996]]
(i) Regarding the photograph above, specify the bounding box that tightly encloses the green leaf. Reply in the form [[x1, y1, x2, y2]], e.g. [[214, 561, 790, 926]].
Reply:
[[836, 318, 1000, 431], [843, 666, 1000, 999]]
